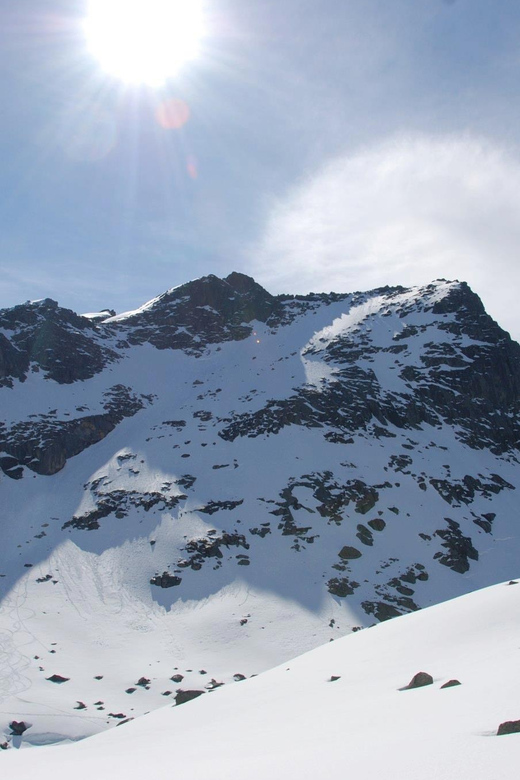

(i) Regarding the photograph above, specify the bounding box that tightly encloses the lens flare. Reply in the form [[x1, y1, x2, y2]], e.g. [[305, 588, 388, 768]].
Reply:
[[84, 0, 205, 87], [156, 98, 190, 129], [186, 155, 198, 179]]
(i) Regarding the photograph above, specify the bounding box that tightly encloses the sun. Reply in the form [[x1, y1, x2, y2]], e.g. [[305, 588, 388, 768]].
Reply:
[[84, 0, 205, 87]]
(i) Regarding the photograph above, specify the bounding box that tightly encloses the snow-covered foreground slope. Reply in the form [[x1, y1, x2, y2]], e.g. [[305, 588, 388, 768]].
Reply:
[[3, 580, 520, 779], [1, 273, 520, 745]]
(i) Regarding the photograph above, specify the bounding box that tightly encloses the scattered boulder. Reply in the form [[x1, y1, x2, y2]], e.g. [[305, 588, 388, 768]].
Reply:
[[362, 600, 403, 622], [74, 701, 87, 710], [356, 524, 374, 546], [9, 721, 29, 736], [329, 675, 341, 682], [171, 674, 184, 683], [174, 689, 205, 706], [403, 672, 434, 690], [338, 546, 362, 561], [440, 679, 461, 689], [206, 678, 224, 690], [136, 677, 150, 688], [497, 720, 520, 736], [46, 674, 70, 684], [368, 518, 386, 532], [233, 673, 246, 682]]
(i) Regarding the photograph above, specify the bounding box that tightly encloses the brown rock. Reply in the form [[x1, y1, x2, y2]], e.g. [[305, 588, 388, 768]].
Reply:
[[403, 672, 433, 689], [440, 679, 461, 689], [497, 720, 520, 736]]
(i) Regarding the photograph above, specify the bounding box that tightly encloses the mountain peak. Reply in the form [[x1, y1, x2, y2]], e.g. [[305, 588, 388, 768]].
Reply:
[[104, 272, 277, 354], [224, 271, 261, 292]]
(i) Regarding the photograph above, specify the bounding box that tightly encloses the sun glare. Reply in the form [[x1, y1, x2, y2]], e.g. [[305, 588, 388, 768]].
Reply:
[[84, 0, 205, 87]]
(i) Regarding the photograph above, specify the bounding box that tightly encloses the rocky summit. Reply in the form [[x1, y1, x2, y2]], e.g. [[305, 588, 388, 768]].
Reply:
[[1, 272, 519, 746]]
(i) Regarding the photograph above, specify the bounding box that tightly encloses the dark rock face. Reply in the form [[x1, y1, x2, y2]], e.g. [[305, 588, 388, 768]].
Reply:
[[268, 472, 384, 535], [327, 577, 359, 598], [150, 573, 182, 588], [497, 719, 520, 736], [362, 601, 406, 622], [115, 273, 279, 354], [429, 474, 514, 506], [433, 519, 479, 574], [0, 275, 283, 476], [218, 375, 378, 442], [403, 672, 434, 689], [2, 276, 519, 483], [0, 333, 26, 386], [0, 385, 147, 477], [198, 499, 244, 515], [64, 488, 184, 531], [177, 532, 250, 571], [0, 298, 118, 386], [174, 689, 205, 706], [218, 280, 520, 456]]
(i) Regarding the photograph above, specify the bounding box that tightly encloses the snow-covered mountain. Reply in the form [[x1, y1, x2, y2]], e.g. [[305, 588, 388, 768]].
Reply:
[[4, 580, 520, 779], [1, 272, 519, 747]]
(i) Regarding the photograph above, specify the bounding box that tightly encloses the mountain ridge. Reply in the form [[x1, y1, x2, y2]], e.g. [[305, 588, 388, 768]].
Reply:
[[1, 273, 519, 746]]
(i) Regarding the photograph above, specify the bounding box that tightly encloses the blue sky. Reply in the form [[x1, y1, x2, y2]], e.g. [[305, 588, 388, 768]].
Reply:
[[1, 0, 520, 337]]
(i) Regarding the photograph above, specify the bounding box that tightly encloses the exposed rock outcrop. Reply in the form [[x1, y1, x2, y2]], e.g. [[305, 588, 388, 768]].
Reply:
[[403, 672, 434, 689]]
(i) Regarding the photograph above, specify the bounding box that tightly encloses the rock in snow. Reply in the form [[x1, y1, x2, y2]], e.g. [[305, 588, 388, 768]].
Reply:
[[440, 679, 461, 689], [403, 671, 434, 689], [497, 720, 520, 736]]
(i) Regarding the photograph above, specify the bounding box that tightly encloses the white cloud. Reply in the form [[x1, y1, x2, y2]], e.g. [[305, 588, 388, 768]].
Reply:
[[251, 135, 520, 340]]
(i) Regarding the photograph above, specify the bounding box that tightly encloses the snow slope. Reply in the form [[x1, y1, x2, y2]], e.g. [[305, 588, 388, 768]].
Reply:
[[3, 580, 520, 779]]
